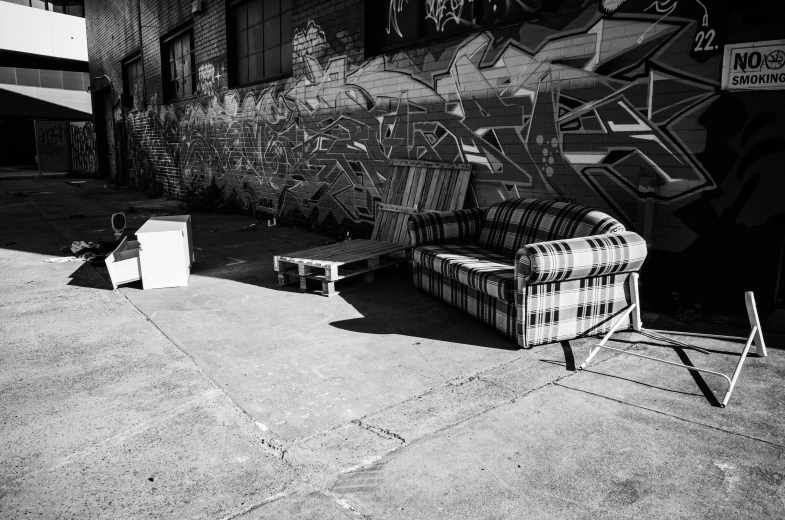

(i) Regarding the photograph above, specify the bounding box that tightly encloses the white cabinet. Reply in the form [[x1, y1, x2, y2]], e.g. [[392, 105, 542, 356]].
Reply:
[[135, 215, 193, 290], [105, 237, 141, 289]]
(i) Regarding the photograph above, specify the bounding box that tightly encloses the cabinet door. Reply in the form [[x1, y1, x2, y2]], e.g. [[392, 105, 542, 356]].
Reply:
[[138, 230, 189, 289]]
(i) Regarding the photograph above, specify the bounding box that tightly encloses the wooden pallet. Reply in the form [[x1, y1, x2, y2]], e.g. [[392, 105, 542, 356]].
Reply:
[[274, 239, 410, 296], [272, 160, 472, 296]]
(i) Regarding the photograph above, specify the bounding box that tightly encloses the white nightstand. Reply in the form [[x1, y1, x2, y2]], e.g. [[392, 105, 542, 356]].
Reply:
[[136, 215, 194, 290]]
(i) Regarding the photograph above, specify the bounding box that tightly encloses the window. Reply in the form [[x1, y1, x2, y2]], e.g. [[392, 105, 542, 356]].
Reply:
[[229, 0, 292, 86], [5, 0, 85, 17], [366, 0, 555, 55], [49, 0, 85, 17], [122, 56, 144, 110], [163, 28, 196, 101]]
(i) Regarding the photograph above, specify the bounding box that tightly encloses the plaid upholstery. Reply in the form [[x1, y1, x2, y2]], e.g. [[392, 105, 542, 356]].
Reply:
[[413, 264, 516, 340], [477, 198, 626, 258], [523, 274, 634, 346], [518, 232, 647, 284], [408, 208, 486, 247], [410, 198, 646, 348], [413, 244, 515, 302]]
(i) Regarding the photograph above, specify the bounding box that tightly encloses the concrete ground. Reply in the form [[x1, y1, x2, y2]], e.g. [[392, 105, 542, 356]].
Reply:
[[1, 178, 783, 519], [0, 168, 67, 181]]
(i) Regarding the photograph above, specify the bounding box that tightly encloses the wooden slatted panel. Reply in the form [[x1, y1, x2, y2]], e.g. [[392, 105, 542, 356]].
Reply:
[[392, 165, 425, 244], [370, 161, 473, 245], [373, 163, 407, 241], [381, 164, 416, 244], [422, 166, 441, 211], [452, 169, 472, 210]]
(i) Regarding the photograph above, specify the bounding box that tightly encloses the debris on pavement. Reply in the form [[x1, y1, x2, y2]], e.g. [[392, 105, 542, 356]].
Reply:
[[45, 256, 85, 263], [71, 240, 98, 257], [47, 240, 123, 264], [239, 222, 257, 232], [6, 241, 18, 246]]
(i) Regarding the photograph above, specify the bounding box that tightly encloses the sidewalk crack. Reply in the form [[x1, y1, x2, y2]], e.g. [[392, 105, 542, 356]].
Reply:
[[320, 490, 372, 519], [351, 419, 406, 444]]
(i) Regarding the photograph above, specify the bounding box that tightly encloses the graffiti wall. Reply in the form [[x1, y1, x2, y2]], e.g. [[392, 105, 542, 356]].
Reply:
[[34, 120, 70, 173], [118, 0, 785, 308], [70, 121, 98, 176]]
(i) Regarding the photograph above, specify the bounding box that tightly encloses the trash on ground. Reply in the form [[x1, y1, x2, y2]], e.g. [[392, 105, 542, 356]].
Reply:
[[45, 256, 85, 263], [49, 240, 120, 265], [71, 240, 98, 257], [240, 222, 257, 231], [111, 212, 126, 238]]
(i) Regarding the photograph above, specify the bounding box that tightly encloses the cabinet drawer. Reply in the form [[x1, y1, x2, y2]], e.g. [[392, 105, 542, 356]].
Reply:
[[105, 238, 141, 288]]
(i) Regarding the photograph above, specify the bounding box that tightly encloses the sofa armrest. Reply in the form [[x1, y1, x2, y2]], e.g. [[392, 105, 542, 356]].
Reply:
[[515, 231, 647, 284], [408, 208, 487, 247]]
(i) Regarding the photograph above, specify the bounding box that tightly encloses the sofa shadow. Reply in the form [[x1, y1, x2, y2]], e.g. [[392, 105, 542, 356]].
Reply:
[[328, 265, 520, 351]]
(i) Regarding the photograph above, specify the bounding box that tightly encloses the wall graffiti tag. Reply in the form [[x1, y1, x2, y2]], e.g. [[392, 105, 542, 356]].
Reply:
[[37, 124, 67, 157], [35, 121, 71, 172], [70, 121, 98, 176]]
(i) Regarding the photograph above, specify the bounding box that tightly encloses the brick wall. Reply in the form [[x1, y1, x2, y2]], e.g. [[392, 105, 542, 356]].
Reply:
[[85, 0, 785, 310]]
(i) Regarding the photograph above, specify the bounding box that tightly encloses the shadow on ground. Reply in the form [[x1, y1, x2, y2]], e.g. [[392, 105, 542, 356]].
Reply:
[[326, 266, 519, 351]]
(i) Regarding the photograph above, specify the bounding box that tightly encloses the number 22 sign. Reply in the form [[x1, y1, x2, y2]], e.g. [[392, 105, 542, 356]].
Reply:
[[694, 28, 717, 52]]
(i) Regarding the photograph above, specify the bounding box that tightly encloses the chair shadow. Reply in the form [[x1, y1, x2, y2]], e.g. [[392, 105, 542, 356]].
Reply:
[[566, 338, 725, 407]]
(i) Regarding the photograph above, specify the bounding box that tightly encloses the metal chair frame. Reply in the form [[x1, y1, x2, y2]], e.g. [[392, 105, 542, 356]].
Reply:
[[578, 273, 767, 407]]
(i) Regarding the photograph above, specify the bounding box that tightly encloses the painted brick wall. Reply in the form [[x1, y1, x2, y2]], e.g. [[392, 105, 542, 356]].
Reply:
[[85, 0, 785, 310]]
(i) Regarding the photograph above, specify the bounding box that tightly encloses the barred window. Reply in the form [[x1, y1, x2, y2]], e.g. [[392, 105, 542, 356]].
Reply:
[[163, 28, 196, 101], [229, 0, 293, 86], [122, 55, 143, 110]]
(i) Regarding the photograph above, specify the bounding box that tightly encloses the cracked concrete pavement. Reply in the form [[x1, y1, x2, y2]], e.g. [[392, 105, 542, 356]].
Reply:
[[1, 178, 784, 519]]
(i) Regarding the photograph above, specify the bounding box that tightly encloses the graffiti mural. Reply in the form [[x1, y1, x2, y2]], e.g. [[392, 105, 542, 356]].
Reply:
[[196, 62, 226, 98], [36, 123, 67, 158], [120, 0, 781, 264], [70, 122, 98, 176]]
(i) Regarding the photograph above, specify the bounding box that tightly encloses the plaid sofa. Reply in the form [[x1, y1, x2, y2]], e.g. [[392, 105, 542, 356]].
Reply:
[[408, 198, 647, 348]]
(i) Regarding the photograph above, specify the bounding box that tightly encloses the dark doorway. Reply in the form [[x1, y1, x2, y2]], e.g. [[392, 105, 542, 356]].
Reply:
[[92, 88, 112, 180], [0, 116, 37, 168]]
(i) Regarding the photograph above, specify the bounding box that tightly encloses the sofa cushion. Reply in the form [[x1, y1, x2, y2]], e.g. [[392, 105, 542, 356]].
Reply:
[[413, 244, 515, 302], [518, 231, 648, 284], [477, 198, 626, 259]]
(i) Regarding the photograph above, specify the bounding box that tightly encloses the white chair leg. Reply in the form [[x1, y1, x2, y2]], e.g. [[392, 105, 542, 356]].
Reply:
[[721, 326, 757, 407], [745, 292, 767, 357], [579, 303, 636, 370], [629, 272, 642, 332]]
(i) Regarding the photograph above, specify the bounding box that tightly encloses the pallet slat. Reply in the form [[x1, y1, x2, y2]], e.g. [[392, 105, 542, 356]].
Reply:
[[303, 256, 407, 282], [378, 202, 420, 214], [422, 167, 442, 211]]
